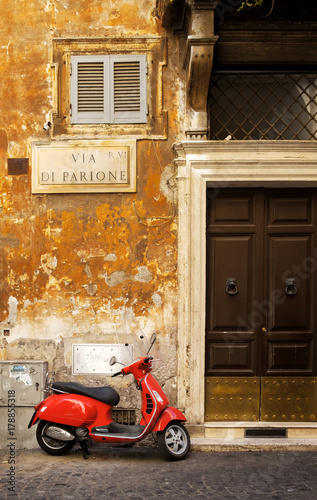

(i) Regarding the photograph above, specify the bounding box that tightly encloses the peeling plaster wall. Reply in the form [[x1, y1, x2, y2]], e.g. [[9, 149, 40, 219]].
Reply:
[[0, 0, 180, 407]]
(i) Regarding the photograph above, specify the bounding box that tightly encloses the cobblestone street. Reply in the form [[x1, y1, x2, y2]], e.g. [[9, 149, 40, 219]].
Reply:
[[1, 444, 317, 499]]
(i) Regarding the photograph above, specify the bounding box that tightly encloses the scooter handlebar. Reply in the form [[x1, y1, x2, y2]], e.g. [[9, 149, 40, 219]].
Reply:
[[111, 356, 153, 378]]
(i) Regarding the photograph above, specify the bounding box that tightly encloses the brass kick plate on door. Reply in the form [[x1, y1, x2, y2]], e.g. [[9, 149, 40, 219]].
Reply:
[[261, 377, 317, 421], [205, 377, 260, 421]]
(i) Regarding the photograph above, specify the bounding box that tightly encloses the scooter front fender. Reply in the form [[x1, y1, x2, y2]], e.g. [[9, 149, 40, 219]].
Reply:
[[152, 406, 187, 432]]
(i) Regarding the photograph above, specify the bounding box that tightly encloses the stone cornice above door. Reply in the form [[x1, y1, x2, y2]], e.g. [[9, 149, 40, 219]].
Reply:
[[174, 141, 317, 185]]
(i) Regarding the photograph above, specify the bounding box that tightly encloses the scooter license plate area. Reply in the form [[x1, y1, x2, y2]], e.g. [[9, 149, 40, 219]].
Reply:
[[27, 411, 38, 429]]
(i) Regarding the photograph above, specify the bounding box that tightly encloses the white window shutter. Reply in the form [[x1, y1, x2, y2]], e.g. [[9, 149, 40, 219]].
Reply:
[[70, 55, 109, 124], [70, 54, 147, 124], [109, 55, 147, 124]]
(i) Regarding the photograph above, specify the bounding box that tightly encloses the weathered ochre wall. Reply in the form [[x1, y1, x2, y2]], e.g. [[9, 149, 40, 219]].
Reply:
[[0, 0, 180, 404]]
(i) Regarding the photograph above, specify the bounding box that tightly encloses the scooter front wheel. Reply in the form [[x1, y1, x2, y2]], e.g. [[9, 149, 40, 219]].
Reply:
[[157, 422, 190, 461], [36, 420, 75, 456]]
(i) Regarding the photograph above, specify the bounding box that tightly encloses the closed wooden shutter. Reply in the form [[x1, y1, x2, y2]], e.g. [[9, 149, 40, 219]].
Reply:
[[113, 60, 141, 113], [70, 55, 108, 124], [70, 54, 147, 124], [77, 61, 104, 113], [110, 55, 147, 124]]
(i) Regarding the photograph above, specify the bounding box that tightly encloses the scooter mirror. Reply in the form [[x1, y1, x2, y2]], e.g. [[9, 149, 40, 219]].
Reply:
[[147, 333, 157, 354], [109, 356, 117, 366]]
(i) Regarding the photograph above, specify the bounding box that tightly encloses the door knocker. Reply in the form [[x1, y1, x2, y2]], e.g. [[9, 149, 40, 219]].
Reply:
[[285, 278, 298, 296], [226, 278, 238, 295]]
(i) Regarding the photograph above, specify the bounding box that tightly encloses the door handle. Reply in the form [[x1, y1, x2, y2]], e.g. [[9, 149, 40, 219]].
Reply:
[[226, 278, 238, 295], [285, 278, 297, 296], [262, 327, 267, 333]]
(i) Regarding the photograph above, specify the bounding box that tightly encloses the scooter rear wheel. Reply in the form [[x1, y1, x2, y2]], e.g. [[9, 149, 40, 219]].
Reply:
[[157, 422, 190, 461], [36, 420, 75, 456]]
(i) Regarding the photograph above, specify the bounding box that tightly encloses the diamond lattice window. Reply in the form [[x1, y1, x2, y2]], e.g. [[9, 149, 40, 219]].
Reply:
[[208, 73, 317, 140]]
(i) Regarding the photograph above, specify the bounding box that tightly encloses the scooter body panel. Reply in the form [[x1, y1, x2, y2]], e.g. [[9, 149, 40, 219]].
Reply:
[[139, 373, 169, 425], [32, 393, 113, 428], [89, 372, 170, 444]]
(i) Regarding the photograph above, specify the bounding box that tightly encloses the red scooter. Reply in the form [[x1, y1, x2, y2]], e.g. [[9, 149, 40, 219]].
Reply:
[[28, 334, 190, 460]]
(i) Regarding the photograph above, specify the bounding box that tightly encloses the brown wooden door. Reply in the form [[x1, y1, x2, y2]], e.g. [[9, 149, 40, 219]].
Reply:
[[205, 188, 317, 421]]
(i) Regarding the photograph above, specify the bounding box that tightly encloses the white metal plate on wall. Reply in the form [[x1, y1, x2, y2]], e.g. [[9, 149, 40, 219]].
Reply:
[[72, 344, 134, 375]]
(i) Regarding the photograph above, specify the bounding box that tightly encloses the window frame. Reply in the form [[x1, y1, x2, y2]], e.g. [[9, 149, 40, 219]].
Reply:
[[51, 37, 167, 138]]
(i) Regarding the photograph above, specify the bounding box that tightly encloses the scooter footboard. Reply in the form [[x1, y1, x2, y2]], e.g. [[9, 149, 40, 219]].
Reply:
[[152, 406, 186, 432]]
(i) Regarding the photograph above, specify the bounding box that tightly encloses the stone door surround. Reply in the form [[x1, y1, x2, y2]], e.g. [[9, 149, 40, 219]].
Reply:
[[174, 140, 317, 425]]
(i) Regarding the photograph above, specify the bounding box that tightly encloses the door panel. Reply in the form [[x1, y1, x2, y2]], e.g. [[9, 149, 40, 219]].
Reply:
[[267, 342, 312, 372], [210, 236, 254, 329], [207, 341, 255, 374], [212, 195, 254, 225], [268, 195, 312, 225], [206, 188, 317, 421], [206, 235, 256, 375], [264, 190, 315, 377], [206, 190, 262, 377], [267, 236, 311, 330]]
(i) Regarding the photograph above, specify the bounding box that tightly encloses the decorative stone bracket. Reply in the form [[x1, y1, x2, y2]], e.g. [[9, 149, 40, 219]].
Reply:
[[157, 0, 219, 140], [184, 34, 218, 139], [183, 2, 219, 139]]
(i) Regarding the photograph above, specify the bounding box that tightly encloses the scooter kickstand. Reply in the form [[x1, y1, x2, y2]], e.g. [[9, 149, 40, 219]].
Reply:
[[80, 441, 90, 460]]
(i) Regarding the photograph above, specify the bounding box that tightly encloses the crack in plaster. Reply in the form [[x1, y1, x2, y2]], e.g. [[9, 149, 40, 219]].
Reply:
[[105, 253, 117, 262], [8, 296, 18, 326], [151, 292, 162, 307]]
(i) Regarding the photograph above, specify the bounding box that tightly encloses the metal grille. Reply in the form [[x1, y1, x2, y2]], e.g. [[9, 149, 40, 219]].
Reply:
[[245, 429, 287, 438], [112, 408, 136, 425], [145, 393, 154, 415], [208, 73, 317, 140]]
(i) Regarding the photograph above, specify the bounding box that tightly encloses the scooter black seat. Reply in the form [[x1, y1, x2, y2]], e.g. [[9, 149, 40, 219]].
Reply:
[[52, 382, 120, 406]]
